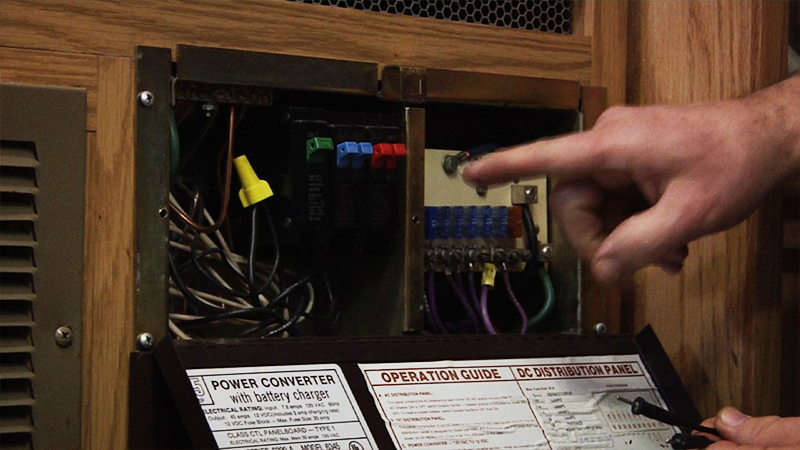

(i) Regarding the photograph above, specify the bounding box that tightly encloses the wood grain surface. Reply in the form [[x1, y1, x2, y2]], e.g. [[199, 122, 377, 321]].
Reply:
[[81, 56, 136, 449], [0, 0, 592, 82], [0, 47, 98, 130], [626, 0, 789, 417]]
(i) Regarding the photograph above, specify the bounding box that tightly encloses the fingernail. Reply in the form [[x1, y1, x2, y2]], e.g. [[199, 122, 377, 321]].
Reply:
[[593, 259, 621, 282], [720, 408, 749, 427], [462, 160, 478, 172]]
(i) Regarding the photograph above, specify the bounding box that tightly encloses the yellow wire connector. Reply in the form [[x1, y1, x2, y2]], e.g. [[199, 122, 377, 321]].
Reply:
[[233, 155, 273, 207], [481, 263, 497, 288]]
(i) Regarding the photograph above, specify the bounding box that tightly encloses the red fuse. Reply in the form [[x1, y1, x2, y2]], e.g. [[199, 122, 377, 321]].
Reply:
[[387, 143, 407, 170], [371, 143, 395, 170], [509, 206, 524, 238], [372, 143, 408, 170]]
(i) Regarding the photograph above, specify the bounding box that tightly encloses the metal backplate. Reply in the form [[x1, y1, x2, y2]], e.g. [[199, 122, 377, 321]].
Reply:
[[176, 45, 379, 96], [425, 68, 581, 109]]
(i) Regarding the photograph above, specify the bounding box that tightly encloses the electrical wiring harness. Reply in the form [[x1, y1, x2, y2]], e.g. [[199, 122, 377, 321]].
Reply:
[[167, 104, 339, 339]]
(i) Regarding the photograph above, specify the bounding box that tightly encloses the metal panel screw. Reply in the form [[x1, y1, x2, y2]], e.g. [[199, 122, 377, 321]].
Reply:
[[540, 244, 553, 261], [476, 185, 488, 197], [202, 102, 216, 117], [138, 90, 155, 107], [137, 332, 155, 350], [594, 323, 608, 336], [54, 326, 74, 347]]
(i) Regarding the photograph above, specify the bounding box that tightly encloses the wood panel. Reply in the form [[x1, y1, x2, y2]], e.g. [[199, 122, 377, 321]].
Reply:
[[0, 47, 98, 130], [574, 1, 629, 335], [81, 56, 136, 449], [575, 0, 629, 105], [0, 0, 591, 82], [626, 1, 789, 418]]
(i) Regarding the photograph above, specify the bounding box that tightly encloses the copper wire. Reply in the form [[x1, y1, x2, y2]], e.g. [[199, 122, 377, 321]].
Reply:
[[170, 105, 235, 234]]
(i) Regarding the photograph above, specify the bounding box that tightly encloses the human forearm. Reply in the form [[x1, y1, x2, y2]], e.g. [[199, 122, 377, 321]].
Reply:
[[462, 77, 800, 282], [740, 73, 800, 180]]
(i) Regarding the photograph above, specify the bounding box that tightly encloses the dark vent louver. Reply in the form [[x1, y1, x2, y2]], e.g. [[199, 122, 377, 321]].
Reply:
[[0, 141, 37, 450]]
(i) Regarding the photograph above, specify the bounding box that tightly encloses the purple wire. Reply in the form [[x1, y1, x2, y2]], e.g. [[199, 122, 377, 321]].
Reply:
[[480, 285, 498, 335], [503, 271, 529, 334], [446, 273, 481, 332], [469, 272, 481, 311], [467, 272, 482, 328], [426, 271, 447, 333]]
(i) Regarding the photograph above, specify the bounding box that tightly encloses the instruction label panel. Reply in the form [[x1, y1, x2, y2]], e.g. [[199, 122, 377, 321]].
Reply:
[[187, 364, 377, 450], [360, 355, 676, 450]]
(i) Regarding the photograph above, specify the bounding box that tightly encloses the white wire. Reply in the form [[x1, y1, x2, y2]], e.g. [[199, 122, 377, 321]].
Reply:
[[169, 207, 273, 306], [169, 193, 317, 333], [169, 286, 249, 310], [169, 313, 204, 321], [169, 319, 192, 340]]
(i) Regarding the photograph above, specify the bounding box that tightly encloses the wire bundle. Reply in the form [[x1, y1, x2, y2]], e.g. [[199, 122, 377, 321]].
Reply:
[[168, 104, 337, 339]]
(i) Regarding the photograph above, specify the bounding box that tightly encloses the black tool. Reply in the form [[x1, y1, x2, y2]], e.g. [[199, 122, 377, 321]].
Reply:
[[616, 396, 720, 437], [667, 432, 715, 449]]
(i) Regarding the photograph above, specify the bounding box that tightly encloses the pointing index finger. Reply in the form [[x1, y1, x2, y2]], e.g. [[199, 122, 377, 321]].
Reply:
[[462, 131, 605, 186]]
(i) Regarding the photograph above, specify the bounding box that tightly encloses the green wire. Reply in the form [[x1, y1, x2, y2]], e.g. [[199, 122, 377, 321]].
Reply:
[[528, 266, 555, 328], [170, 111, 180, 177]]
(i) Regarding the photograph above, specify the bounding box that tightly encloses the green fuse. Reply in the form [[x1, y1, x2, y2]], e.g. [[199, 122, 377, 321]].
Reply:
[[306, 137, 334, 164]]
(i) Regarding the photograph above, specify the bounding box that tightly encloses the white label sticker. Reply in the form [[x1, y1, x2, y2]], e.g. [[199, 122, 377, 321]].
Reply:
[[360, 355, 677, 450], [187, 364, 377, 450]]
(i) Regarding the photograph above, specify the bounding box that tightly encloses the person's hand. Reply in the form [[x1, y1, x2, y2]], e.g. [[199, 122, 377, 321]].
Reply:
[[701, 407, 800, 449], [462, 82, 800, 283]]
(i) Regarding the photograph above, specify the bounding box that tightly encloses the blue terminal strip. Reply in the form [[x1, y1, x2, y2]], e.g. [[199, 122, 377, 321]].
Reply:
[[425, 207, 438, 240], [468, 206, 479, 238], [336, 141, 359, 168], [352, 142, 374, 169], [439, 206, 451, 239], [481, 206, 494, 238], [453, 206, 465, 239], [427, 205, 512, 240], [496, 207, 509, 238]]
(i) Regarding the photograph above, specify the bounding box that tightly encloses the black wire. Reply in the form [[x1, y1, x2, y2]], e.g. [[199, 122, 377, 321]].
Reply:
[[169, 249, 226, 315], [316, 265, 341, 333], [239, 288, 309, 338], [522, 203, 539, 256], [248, 206, 259, 307], [189, 232, 251, 299], [180, 246, 249, 285], [180, 275, 311, 326], [254, 203, 281, 296], [261, 291, 308, 338]]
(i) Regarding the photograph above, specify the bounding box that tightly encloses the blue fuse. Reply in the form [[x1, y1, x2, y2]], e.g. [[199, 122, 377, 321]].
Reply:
[[467, 206, 479, 238], [425, 207, 438, 240], [454, 206, 465, 239], [481, 206, 493, 238], [439, 206, 451, 239], [496, 207, 509, 238]]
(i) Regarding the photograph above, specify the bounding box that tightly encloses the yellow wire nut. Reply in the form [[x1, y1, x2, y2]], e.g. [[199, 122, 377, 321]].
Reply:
[[481, 263, 497, 288], [233, 155, 273, 207]]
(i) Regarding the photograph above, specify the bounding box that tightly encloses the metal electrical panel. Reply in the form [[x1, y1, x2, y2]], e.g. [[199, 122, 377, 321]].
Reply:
[[134, 45, 593, 344]]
